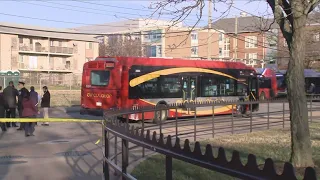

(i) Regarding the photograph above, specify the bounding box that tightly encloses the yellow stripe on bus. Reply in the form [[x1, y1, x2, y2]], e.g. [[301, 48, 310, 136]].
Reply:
[[169, 105, 235, 115], [129, 67, 237, 87]]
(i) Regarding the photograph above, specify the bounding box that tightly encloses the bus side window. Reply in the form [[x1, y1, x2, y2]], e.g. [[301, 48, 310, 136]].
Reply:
[[200, 76, 218, 97], [160, 76, 182, 98]]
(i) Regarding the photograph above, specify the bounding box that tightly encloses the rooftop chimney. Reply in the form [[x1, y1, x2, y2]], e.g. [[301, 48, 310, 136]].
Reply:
[[240, 12, 247, 17]]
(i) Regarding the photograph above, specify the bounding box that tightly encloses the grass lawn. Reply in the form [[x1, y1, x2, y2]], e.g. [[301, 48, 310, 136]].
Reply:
[[131, 123, 320, 180]]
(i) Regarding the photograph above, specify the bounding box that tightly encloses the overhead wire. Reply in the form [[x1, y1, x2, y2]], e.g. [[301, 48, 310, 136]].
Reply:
[[0, 1, 290, 53], [0, 10, 287, 54], [0, 13, 212, 36]]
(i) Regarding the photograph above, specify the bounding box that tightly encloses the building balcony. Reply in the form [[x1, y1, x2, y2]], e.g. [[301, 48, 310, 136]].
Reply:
[[17, 62, 72, 72], [19, 45, 48, 55], [50, 46, 73, 56]]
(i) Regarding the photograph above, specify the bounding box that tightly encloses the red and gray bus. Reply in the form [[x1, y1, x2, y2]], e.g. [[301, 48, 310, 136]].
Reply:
[[255, 68, 278, 100], [81, 57, 259, 122]]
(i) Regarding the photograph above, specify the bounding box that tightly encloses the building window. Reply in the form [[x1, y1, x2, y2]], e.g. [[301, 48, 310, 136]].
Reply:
[[219, 48, 223, 56], [19, 55, 23, 62], [223, 38, 230, 57], [59, 41, 62, 47], [191, 46, 198, 56], [19, 38, 23, 44], [245, 53, 258, 60], [245, 36, 258, 48], [144, 32, 150, 40], [191, 32, 198, 40], [86, 42, 93, 49], [219, 33, 223, 41], [50, 41, 54, 46], [29, 39, 33, 44], [314, 33, 320, 42], [157, 45, 162, 57]]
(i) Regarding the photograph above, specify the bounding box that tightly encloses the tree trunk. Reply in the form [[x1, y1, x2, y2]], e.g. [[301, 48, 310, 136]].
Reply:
[[287, 15, 314, 167]]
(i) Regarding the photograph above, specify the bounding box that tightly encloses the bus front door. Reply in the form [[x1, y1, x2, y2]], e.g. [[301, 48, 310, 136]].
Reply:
[[182, 76, 197, 112]]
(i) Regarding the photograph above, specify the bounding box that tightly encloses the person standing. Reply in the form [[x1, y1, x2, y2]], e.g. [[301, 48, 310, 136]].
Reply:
[[0, 86, 7, 131], [41, 86, 50, 126], [17, 81, 28, 131], [21, 90, 37, 137], [29, 86, 39, 125], [3, 81, 19, 128]]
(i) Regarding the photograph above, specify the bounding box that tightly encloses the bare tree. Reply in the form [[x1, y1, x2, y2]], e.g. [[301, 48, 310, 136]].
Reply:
[[99, 43, 106, 56], [154, 0, 320, 167], [102, 34, 143, 57]]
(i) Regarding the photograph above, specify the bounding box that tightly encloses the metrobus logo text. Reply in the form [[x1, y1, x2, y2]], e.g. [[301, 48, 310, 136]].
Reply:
[[87, 93, 112, 98], [175, 99, 226, 104]]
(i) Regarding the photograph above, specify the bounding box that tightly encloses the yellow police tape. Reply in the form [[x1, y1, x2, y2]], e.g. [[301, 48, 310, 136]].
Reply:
[[0, 118, 103, 123]]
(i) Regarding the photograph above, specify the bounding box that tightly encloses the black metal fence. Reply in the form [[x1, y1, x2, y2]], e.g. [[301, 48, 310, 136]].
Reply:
[[102, 97, 320, 180]]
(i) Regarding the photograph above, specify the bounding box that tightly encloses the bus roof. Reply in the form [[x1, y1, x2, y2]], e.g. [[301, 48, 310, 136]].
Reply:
[[91, 56, 255, 71], [255, 68, 276, 77]]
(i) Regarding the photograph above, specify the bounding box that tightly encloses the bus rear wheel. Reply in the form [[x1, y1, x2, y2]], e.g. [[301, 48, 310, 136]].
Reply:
[[154, 104, 168, 124]]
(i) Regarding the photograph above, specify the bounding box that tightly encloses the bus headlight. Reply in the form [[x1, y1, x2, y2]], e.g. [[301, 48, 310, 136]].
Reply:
[[96, 102, 102, 106]]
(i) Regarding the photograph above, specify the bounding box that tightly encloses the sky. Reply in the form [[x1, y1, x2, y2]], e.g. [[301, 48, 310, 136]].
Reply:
[[0, 0, 273, 29]]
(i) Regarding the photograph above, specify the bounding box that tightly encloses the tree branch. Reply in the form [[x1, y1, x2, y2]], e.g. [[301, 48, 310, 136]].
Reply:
[[267, 0, 293, 49], [280, 0, 293, 25], [306, 0, 320, 14]]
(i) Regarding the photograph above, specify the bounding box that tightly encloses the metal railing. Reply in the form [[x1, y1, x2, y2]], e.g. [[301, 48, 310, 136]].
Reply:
[[50, 46, 73, 54], [102, 96, 320, 180]]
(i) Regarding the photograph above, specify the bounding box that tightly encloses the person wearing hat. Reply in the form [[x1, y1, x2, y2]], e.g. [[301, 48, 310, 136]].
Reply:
[[3, 81, 19, 128], [17, 81, 28, 130]]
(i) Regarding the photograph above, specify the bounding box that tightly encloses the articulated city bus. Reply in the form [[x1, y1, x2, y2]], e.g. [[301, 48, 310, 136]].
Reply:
[[255, 68, 278, 100], [81, 57, 259, 122]]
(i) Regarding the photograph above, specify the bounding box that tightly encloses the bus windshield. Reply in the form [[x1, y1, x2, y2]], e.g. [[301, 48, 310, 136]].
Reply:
[[90, 70, 110, 86]]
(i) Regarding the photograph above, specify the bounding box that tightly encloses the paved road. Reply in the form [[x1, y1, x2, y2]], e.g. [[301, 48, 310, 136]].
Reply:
[[0, 122, 104, 180], [1, 102, 320, 180]]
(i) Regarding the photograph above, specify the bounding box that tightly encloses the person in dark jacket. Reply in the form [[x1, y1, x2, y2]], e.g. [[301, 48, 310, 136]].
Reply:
[[41, 86, 50, 126], [3, 81, 19, 128], [0, 86, 7, 131], [17, 81, 28, 130], [21, 90, 37, 137], [29, 86, 39, 125], [308, 83, 316, 94]]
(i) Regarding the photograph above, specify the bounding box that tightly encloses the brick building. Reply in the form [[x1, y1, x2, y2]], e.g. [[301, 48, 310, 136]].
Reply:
[[211, 13, 278, 67]]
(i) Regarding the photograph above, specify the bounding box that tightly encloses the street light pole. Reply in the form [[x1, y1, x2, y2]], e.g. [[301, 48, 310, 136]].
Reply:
[[207, 0, 212, 60]]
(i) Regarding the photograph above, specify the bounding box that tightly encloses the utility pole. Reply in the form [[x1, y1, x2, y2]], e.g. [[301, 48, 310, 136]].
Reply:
[[207, 0, 212, 60], [234, 16, 238, 60]]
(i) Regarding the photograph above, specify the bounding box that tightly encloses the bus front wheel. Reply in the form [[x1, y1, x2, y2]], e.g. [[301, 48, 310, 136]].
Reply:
[[154, 104, 168, 124]]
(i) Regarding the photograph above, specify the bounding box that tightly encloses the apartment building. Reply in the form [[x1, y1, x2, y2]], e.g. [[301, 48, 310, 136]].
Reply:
[[211, 13, 278, 67], [0, 22, 99, 73], [74, 19, 221, 59]]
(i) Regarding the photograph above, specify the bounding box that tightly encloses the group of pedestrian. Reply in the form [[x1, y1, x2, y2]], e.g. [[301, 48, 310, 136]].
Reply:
[[0, 81, 51, 137]]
